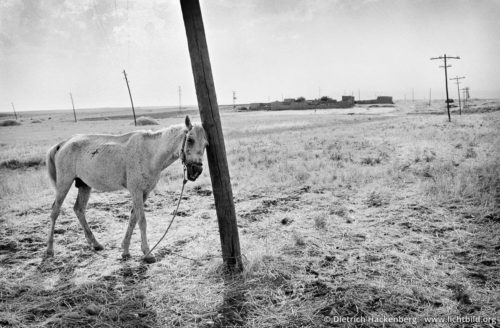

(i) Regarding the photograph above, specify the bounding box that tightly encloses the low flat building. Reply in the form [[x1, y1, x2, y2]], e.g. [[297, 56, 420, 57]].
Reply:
[[356, 96, 394, 105]]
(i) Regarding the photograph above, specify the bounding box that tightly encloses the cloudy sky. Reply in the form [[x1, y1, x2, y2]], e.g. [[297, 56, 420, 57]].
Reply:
[[1, 0, 499, 111]]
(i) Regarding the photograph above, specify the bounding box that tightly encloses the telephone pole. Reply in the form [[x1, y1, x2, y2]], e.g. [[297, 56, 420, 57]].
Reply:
[[449, 76, 465, 115], [430, 54, 460, 122], [181, 0, 242, 272], [178, 86, 182, 113], [11, 102, 17, 120], [122, 70, 137, 126], [461, 87, 470, 111], [428, 88, 431, 107], [69, 92, 77, 122]]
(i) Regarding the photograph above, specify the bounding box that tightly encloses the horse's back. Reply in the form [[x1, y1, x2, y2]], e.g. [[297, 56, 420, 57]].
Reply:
[[54, 133, 138, 191]]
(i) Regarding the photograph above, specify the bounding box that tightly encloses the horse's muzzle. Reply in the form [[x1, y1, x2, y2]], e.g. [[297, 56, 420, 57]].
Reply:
[[186, 162, 203, 181]]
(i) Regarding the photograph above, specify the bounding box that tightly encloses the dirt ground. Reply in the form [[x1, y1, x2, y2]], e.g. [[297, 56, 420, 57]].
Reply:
[[1, 100, 499, 327]]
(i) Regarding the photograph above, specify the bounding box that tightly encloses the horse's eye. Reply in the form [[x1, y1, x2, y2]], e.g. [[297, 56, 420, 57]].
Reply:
[[187, 138, 194, 145]]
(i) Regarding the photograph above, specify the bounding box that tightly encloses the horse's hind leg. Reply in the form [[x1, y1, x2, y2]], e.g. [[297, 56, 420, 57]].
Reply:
[[74, 184, 103, 251], [46, 179, 72, 257]]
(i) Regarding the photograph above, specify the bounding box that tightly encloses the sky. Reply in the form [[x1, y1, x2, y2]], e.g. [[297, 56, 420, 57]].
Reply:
[[1, 0, 500, 112]]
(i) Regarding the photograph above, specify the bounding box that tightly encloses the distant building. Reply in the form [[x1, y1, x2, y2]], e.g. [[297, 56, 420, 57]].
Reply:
[[342, 96, 355, 104], [356, 96, 393, 105], [249, 103, 265, 110], [376, 96, 393, 104], [245, 94, 359, 112]]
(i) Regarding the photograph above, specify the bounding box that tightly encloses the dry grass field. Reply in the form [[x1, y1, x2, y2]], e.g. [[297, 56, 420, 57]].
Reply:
[[0, 100, 499, 327]]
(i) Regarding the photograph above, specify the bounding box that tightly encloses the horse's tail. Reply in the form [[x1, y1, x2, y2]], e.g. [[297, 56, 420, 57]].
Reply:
[[46, 141, 65, 187]]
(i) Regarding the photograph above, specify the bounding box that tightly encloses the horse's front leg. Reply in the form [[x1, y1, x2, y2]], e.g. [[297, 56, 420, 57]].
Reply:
[[124, 190, 155, 263], [121, 207, 137, 260], [137, 200, 155, 263]]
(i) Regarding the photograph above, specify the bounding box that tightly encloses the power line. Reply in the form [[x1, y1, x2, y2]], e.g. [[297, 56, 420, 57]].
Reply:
[[449, 76, 465, 115], [430, 54, 460, 122]]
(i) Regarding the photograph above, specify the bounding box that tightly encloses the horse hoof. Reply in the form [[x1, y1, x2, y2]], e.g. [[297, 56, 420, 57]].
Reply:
[[94, 244, 104, 251], [121, 253, 131, 260], [143, 255, 156, 264], [45, 250, 54, 257]]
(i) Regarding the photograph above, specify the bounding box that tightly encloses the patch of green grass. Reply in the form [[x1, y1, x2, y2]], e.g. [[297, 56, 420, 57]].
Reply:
[[465, 147, 477, 159], [365, 191, 387, 207], [313, 216, 327, 230], [0, 157, 45, 170], [0, 169, 50, 201]]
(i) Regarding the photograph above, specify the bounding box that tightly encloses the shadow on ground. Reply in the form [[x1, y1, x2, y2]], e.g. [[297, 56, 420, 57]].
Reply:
[[1, 250, 157, 327]]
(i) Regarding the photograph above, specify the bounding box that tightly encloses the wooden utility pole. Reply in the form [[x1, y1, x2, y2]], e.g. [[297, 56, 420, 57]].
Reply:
[[461, 88, 467, 111], [11, 102, 17, 120], [122, 70, 137, 126], [180, 0, 243, 272], [450, 76, 465, 115], [431, 54, 460, 122], [178, 86, 182, 113], [69, 92, 77, 122], [461, 87, 470, 111]]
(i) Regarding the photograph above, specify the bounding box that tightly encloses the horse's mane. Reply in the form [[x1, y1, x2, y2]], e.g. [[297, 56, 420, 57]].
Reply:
[[143, 130, 163, 139], [143, 124, 185, 140]]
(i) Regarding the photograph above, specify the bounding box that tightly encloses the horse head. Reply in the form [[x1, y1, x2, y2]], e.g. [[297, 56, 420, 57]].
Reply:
[[182, 116, 209, 181]]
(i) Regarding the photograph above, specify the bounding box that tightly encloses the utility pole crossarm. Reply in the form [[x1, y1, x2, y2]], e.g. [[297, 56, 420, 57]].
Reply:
[[431, 56, 460, 60]]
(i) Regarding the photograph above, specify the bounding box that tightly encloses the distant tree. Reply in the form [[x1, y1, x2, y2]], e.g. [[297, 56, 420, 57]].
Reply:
[[320, 96, 332, 102], [295, 96, 306, 102]]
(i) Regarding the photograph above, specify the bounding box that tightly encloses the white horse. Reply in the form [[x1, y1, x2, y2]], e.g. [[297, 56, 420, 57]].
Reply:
[[45, 116, 208, 263]]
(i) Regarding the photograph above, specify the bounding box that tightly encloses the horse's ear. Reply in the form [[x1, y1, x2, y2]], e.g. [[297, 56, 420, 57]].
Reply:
[[185, 115, 192, 130]]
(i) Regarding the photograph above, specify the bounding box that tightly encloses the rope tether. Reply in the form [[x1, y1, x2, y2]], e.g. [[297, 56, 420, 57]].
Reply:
[[142, 165, 188, 261]]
